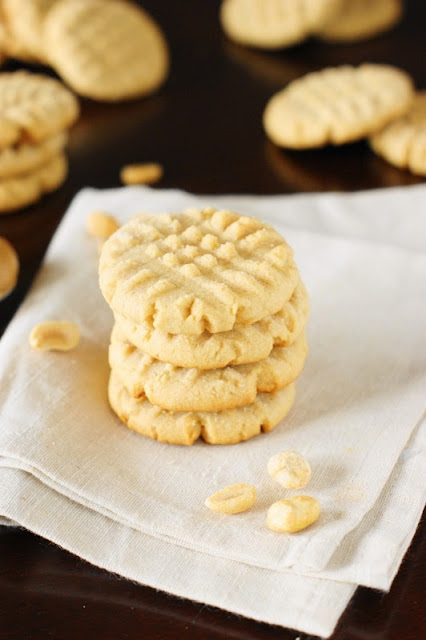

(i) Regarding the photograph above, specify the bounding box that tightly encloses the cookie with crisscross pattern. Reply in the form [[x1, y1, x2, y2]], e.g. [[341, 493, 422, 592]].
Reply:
[[44, 0, 169, 101], [99, 208, 299, 335], [263, 64, 414, 148]]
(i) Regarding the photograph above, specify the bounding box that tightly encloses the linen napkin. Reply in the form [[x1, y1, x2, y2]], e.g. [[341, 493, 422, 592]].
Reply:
[[0, 185, 425, 637]]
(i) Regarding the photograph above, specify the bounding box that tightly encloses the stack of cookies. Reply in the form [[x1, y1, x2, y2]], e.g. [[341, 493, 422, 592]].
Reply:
[[0, 70, 79, 213], [99, 208, 309, 446]]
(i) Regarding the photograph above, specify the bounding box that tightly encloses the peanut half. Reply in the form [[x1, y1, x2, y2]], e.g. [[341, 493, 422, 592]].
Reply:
[[266, 496, 320, 533], [29, 321, 80, 352], [86, 211, 120, 239], [0, 236, 19, 300], [267, 450, 311, 489], [120, 162, 163, 186], [205, 483, 256, 514]]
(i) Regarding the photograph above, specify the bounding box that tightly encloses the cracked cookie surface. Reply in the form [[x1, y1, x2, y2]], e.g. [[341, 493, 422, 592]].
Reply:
[[108, 370, 296, 445], [99, 208, 299, 335], [114, 280, 309, 369], [110, 324, 307, 412]]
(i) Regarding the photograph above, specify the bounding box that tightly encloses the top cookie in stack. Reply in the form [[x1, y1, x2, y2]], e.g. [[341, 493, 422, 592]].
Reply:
[[99, 208, 309, 446]]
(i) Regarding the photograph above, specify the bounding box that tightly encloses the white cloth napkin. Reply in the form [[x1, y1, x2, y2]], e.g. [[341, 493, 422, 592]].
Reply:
[[0, 185, 425, 638]]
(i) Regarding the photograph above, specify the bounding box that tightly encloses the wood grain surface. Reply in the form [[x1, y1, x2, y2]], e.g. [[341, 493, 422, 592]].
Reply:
[[0, 1, 424, 638]]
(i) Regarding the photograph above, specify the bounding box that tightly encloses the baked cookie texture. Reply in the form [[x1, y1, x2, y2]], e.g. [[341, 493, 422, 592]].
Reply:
[[113, 280, 309, 369], [0, 153, 67, 213], [220, 0, 343, 49], [110, 324, 307, 412], [0, 71, 79, 148], [369, 92, 426, 176], [263, 64, 414, 148], [99, 208, 298, 334], [101, 208, 309, 445], [0, 70, 78, 213], [1, 0, 56, 63], [318, 0, 402, 43], [44, 0, 169, 101], [0, 132, 67, 180], [108, 371, 297, 446]]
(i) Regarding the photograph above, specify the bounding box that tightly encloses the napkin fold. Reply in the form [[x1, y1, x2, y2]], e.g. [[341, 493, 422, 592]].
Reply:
[[0, 185, 425, 637]]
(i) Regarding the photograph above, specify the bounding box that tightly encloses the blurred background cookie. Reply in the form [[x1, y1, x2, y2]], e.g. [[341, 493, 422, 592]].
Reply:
[[0, 70, 78, 212], [317, 0, 403, 43], [43, 0, 169, 101], [1, 0, 56, 64], [370, 92, 426, 176], [0, 153, 67, 213], [263, 64, 414, 148], [220, 0, 343, 49]]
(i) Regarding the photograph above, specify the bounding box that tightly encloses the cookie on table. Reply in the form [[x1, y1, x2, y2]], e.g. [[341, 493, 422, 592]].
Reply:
[[263, 64, 414, 148], [318, 0, 402, 43], [1, 0, 56, 63], [369, 92, 426, 177], [0, 71, 79, 149], [99, 208, 299, 335], [0, 153, 67, 214], [108, 370, 296, 446], [220, 0, 343, 49], [44, 0, 169, 101], [114, 280, 309, 369], [0, 132, 67, 180], [110, 323, 307, 412]]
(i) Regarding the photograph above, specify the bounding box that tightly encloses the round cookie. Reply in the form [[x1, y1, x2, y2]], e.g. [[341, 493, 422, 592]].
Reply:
[[220, 0, 343, 49], [99, 208, 299, 335], [110, 324, 307, 412], [44, 0, 169, 101], [369, 92, 426, 177], [0, 71, 79, 149], [114, 280, 309, 369], [0, 132, 67, 180], [1, 0, 57, 63], [0, 153, 67, 214], [263, 64, 414, 149], [318, 0, 402, 43], [108, 370, 296, 446]]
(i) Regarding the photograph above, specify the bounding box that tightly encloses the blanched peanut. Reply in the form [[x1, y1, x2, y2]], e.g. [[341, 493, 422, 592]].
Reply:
[[267, 450, 311, 489], [120, 162, 163, 186], [266, 496, 320, 533], [205, 483, 256, 514], [29, 321, 80, 352], [86, 211, 119, 239], [0, 236, 19, 300]]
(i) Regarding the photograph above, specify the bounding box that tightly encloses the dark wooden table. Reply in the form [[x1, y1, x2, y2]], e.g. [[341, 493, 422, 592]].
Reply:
[[0, 1, 424, 638]]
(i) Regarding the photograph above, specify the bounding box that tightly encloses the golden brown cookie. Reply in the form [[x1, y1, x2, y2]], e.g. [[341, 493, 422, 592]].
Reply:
[[318, 0, 402, 43], [263, 64, 414, 148], [369, 92, 426, 176], [220, 0, 343, 49], [0, 71, 79, 149], [0, 153, 67, 213], [1, 0, 56, 63], [109, 323, 307, 411], [108, 370, 296, 446], [114, 279, 309, 369], [99, 208, 298, 335], [44, 0, 169, 101], [0, 132, 67, 179]]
